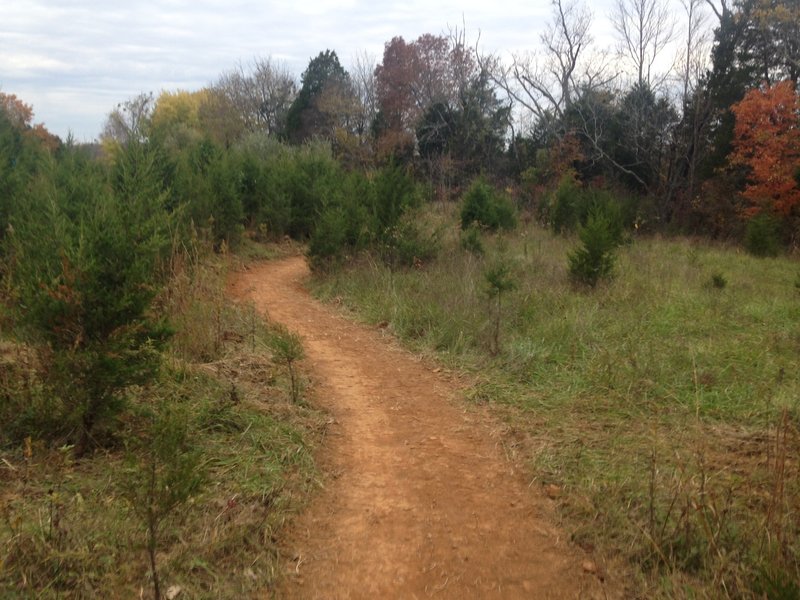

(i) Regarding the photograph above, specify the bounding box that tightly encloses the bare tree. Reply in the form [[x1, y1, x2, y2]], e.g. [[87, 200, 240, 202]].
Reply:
[[702, 0, 729, 23], [678, 0, 711, 99], [101, 92, 154, 145], [349, 50, 378, 139], [197, 86, 247, 147], [214, 57, 296, 137], [215, 67, 255, 130], [250, 57, 296, 136], [663, 0, 713, 221], [611, 0, 678, 89], [486, 0, 614, 136]]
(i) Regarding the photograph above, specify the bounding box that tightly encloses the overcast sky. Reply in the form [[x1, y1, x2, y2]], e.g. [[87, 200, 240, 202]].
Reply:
[[1, 0, 629, 141]]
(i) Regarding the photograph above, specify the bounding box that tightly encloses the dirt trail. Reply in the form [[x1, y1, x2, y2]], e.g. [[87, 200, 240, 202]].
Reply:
[[230, 257, 606, 599]]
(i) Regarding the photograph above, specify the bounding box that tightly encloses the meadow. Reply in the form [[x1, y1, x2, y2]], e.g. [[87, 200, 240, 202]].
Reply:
[[312, 205, 800, 598]]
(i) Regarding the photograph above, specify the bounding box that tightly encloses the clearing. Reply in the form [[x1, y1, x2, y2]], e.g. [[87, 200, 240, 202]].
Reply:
[[230, 256, 611, 599]]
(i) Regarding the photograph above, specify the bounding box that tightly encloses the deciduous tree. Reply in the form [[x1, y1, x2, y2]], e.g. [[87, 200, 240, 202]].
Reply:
[[214, 58, 296, 137], [375, 33, 477, 160], [611, 0, 677, 89], [101, 92, 154, 148], [729, 80, 800, 216], [489, 0, 611, 132]]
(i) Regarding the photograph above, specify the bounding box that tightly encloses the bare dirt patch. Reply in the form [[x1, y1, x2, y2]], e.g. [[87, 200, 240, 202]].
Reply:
[[230, 256, 611, 599]]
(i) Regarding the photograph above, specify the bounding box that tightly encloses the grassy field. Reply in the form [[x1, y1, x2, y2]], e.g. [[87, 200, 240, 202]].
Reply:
[[1, 247, 325, 598], [312, 206, 800, 598]]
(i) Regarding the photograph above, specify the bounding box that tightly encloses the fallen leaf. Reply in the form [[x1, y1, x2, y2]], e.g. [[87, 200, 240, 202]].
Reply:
[[581, 560, 598, 575], [544, 484, 562, 499]]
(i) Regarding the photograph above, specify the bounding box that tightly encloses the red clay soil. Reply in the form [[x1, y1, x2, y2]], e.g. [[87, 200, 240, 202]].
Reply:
[[230, 256, 611, 599]]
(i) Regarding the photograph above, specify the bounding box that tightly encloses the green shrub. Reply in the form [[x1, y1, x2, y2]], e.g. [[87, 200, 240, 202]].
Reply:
[[380, 213, 440, 269], [269, 324, 305, 403], [208, 154, 244, 249], [460, 224, 485, 256], [568, 209, 619, 287], [580, 188, 631, 246], [460, 177, 516, 232], [550, 177, 634, 242], [372, 160, 417, 235], [550, 173, 581, 233], [307, 172, 375, 268], [122, 398, 204, 600], [289, 141, 341, 239], [484, 258, 517, 354], [307, 205, 350, 268], [745, 213, 781, 257], [308, 163, 422, 269], [236, 136, 294, 238], [9, 141, 172, 453], [710, 272, 727, 289]]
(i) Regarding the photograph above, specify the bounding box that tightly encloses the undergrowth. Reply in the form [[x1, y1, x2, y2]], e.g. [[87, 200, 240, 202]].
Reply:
[[311, 205, 800, 598], [1, 249, 324, 598]]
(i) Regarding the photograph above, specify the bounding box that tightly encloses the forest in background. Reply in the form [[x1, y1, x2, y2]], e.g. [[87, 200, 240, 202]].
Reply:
[[1, 0, 799, 597], [4, 0, 800, 251]]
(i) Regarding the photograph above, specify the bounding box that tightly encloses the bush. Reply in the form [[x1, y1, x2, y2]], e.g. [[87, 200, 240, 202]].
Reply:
[[460, 177, 516, 232], [372, 160, 417, 235], [549, 177, 634, 242], [307, 172, 374, 268], [550, 173, 581, 233], [484, 258, 517, 354], [122, 398, 204, 600], [710, 272, 728, 289], [308, 163, 423, 270], [568, 209, 619, 287], [460, 224, 485, 256], [580, 188, 632, 246], [8, 141, 173, 453], [307, 205, 350, 268], [288, 141, 342, 239], [379, 213, 440, 269], [208, 154, 244, 249], [269, 324, 305, 403], [234, 136, 293, 238], [745, 213, 781, 257]]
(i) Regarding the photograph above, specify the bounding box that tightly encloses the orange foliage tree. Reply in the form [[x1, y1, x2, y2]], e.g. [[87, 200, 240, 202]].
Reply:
[[0, 92, 59, 151], [0, 92, 34, 128], [729, 80, 800, 217]]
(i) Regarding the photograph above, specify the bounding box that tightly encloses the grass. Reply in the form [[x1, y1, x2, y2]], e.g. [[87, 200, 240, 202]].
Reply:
[[311, 206, 800, 598], [1, 249, 325, 598]]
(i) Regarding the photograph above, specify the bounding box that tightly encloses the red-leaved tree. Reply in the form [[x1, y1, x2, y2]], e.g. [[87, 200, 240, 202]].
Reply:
[[729, 80, 800, 217]]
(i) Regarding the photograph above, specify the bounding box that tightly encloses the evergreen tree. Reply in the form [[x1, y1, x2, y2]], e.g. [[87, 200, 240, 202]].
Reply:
[[9, 140, 172, 453]]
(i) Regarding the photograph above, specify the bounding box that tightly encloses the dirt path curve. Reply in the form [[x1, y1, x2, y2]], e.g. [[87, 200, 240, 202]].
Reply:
[[230, 257, 606, 599]]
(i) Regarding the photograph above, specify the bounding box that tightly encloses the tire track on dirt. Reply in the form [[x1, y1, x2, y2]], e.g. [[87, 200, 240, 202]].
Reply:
[[230, 256, 607, 599]]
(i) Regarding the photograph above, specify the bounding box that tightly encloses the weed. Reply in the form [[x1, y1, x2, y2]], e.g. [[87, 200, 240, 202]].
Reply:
[[484, 258, 517, 355], [710, 272, 727, 289], [269, 324, 305, 403], [122, 399, 204, 600]]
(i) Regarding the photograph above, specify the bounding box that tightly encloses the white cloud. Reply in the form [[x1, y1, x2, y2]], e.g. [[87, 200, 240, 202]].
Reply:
[[1, 0, 636, 140]]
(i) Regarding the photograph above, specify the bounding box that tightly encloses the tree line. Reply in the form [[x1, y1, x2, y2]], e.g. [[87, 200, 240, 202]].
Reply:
[[7, 0, 799, 246]]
